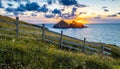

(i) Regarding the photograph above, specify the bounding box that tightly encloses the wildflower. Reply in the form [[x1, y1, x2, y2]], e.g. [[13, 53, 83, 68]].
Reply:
[[12, 39, 15, 42]]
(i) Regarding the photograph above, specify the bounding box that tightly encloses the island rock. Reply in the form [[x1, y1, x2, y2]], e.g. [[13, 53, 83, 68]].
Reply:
[[53, 20, 70, 28], [53, 20, 87, 28]]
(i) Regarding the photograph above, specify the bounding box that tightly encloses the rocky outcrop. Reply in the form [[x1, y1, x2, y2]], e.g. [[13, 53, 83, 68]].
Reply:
[[53, 20, 69, 28], [53, 20, 87, 28], [70, 21, 85, 28]]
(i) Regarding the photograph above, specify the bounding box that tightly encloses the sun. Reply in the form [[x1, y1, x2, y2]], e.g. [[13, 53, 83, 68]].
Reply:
[[74, 17, 88, 24], [62, 15, 88, 24]]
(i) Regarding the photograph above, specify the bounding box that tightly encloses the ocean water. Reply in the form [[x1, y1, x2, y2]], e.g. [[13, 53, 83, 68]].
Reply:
[[39, 23, 120, 47]]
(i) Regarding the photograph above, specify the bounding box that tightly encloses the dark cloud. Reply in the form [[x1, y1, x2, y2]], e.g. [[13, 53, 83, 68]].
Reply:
[[58, 7, 78, 19], [38, 4, 48, 12], [61, 13, 72, 19], [79, 12, 86, 14], [5, 2, 40, 13], [7, 3, 13, 6], [0, 1, 3, 8], [47, 0, 52, 5], [5, 7, 15, 12], [117, 12, 120, 15], [71, 7, 77, 16], [75, 4, 88, 8], [108, 14, 117, 17], [59, 0, 78, 6], [94, 15, 101, 19], [102, 6, 108, 8], [5, 3, 49, 15], [45, 14, 55, 18], [31, 13, 37, 16], [16, 4, 26, 12], [6, 0, 30, 3], [104, 9, 109, 12], [52, 9, 61, 14], [5, 7, 21, 16], [25, 2, 40, 11], [47, 0, 57, 5]]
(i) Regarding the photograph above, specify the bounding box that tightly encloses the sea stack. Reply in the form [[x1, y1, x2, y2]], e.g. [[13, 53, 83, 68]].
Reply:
[[70, 21, 85, 28], [53, 20, 87, 28], [53, 20, 69, 28]]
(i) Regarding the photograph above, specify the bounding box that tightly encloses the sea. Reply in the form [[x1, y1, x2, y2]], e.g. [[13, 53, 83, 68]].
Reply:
[[38, 23, 120, 47]]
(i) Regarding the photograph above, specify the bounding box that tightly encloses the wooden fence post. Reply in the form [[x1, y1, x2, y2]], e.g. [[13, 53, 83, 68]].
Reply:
[[42, 24, 45, 42], [82, 38, 86, 52], [101, 46, 104, 56], [16, 17, 19, 38], [60, 31, 63, 48]]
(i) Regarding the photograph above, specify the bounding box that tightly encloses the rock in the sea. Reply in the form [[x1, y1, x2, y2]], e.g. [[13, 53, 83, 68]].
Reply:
[[53, 20, 87, 28], [53, 20, 69, 28], [70, 21, 85, 28]]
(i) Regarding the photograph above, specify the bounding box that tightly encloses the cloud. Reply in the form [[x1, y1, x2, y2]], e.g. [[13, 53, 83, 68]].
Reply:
[[57, 7, 78, 19], [0, 1, 3, 8], [75, 4, 88, 8], [5, 2, 40, 13], [6, 0, 30, 3], [59, 0, 78, 6], [117, 12, 120, 15], [5, 7, 21, 16], [25, 2, 40, 11], [47, 0, 52, 5], [94, 15, 101, 19], [45, 14, 55, 18], [108, 14, 117, 17], [7, 3, 13, 6], [79, 12, 86, 14], [31, 13, 37, 16], [5, 7, 15, 12], [47, 0, 57, 5], [16, 4, 26, 12], [102, 6, 108, 8], [71, 7, 77, 16], [61, 13, 72, 19], [38, 4, 48, 12], [52, 9, 61, 14], [104, 9, 109, 12]]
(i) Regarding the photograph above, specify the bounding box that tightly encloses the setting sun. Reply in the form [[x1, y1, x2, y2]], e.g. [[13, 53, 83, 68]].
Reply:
[[64, 16, 88, 24], [74, 16, 88, 24]]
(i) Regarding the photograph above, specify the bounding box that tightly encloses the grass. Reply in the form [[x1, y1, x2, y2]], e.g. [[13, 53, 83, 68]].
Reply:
[[0, 15, 120, 69]]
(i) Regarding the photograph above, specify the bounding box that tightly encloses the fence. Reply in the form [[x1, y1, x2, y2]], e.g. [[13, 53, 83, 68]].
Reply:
[[1, 17, 112, 56], [40, 23, 111, 56]]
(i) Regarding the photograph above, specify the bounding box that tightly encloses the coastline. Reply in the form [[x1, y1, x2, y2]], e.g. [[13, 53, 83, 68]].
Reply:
[[27, 23, 119, 48], [47, 27, 119, 47], [42, 23, 120, 47]]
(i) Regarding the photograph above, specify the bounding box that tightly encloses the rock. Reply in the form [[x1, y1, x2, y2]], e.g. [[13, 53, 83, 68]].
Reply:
[[70, 21, 85, 28], [53, 20, 69, 28], [53, 20, 87, 28]]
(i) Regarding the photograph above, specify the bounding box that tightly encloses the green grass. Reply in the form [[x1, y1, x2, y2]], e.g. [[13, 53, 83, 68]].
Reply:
[[0, 15, 120, 69]]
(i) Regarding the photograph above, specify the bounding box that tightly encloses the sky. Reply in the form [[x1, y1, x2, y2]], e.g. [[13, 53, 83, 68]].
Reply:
[[0, 0, 120, 24]]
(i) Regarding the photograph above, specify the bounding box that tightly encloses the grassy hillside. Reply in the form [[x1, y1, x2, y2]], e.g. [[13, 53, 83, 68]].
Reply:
[[0, 15, 120, 69]]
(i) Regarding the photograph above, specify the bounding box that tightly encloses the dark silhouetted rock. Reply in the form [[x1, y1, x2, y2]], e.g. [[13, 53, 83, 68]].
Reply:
[[70, 21, 85, 28], [53, 20, 70, 28], [53, 20, 87, 28]]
